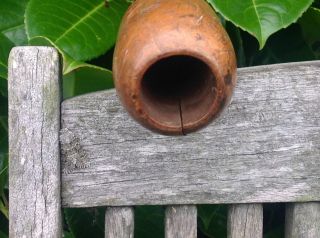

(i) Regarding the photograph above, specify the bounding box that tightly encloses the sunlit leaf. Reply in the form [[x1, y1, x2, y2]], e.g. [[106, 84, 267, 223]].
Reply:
[[207, 0, 313, 49], [26, 0, 130, 61]]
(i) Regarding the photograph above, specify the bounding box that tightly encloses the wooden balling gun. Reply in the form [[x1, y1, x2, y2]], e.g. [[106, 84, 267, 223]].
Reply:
[[113, 0, 237, 135]]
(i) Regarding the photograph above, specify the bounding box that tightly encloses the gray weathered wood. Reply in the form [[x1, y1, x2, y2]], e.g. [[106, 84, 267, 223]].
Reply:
[[105, 207, 134, 238], [165, 205, 197, 238], [61, 61, 320, 207], [285, 202, 320, 238], [227, 204, 263, 238], [9, 47, 62, 237]]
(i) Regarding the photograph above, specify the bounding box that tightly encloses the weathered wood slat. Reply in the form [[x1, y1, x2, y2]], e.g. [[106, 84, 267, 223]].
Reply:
[[165, 205, 197, 238], [285, 202, 320, 238], [9, 47, 62, 237], [227, 204, 263, 238], [61, 61, 320, 207], [105, 207, 134, 238]]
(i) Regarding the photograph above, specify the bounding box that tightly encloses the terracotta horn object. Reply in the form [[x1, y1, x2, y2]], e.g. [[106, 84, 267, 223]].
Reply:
[[113, 0, 237, 135]]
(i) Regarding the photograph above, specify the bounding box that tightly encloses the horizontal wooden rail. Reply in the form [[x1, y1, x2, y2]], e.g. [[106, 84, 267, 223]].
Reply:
[[61, 61, 320, 207]]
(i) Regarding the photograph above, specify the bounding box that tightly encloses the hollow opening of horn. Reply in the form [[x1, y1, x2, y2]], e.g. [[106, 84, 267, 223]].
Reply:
[[141, 55, 217, 131]]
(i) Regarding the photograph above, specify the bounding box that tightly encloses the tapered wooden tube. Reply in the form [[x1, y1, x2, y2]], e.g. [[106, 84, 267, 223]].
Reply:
[[113, 0, 237, 135]]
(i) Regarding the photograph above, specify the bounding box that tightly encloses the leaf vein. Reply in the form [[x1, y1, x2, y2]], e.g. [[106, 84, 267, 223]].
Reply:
[[54, 2, 105, 44]]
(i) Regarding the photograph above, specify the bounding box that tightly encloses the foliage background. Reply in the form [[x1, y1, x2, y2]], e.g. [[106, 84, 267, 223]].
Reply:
[[0, 0, 320, 237]]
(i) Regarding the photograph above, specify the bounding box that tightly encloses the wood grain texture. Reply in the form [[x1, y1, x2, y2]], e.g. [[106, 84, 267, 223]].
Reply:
[[105, 207, 134, 238], [165, 205, 197, 238], [227, 204, 263, 238], [9, 47, 62, 237], [285, 202, 320, 238], [61, 61, 320, 207]]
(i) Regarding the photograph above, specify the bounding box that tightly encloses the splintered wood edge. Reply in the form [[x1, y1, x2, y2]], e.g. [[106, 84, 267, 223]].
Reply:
[[61, 60, 320, 207]]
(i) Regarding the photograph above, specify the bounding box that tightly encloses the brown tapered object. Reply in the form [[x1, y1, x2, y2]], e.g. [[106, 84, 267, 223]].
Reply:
[[113, 0, 237, 135]]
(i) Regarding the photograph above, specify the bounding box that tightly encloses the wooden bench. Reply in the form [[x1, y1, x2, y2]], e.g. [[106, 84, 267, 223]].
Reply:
[[8, 47, 320, 238]]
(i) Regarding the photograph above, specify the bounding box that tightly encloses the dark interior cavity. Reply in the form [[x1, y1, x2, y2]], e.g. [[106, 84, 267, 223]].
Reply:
[[141, 55, 216, 129]]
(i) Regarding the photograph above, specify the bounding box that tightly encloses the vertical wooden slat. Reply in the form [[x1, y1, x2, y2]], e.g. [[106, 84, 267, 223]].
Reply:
[[9, 47, 61, 237], [165, 205, 197, 238], [105, 207, 134, 238], [285, 202, 320, 238], [227, 204, 263, 238]]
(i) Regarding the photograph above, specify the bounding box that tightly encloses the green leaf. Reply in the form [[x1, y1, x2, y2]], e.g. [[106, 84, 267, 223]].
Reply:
[[0, 200, 8, 220], [135, 206, 164, 238], [3, 25, 28, 46], [63, 231, 75, 238], [64, 208, 105, 238], [225, 22, 246, 67], [0, 152, 8, 194], [0, 0, 27, 32], [63, 66, 113, 99], [0, 0, 28, 45], [207, 0, 313, 49], [0, 230, 8, 238], [198, 205, 227, 238], [244, 23, 316, 66], [0, 79, 7, 97], [0, 94, 8, 194], [26, 0, 130, 61], [0, 34, 14, 79], [299, 7, 320, 59]]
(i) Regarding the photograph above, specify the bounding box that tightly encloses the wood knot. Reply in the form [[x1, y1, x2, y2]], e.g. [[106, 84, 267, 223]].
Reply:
[[60, 128, 90, 174]]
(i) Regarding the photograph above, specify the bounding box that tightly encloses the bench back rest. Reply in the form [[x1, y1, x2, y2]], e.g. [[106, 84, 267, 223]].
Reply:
[[8, 47, 320, 238]]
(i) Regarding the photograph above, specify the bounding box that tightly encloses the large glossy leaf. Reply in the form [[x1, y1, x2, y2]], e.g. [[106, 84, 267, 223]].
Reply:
[[0, 0, 28, 45], [299, 7, 320, 59], [26, 0, 130, 61], [207, 0, 313, 49]]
